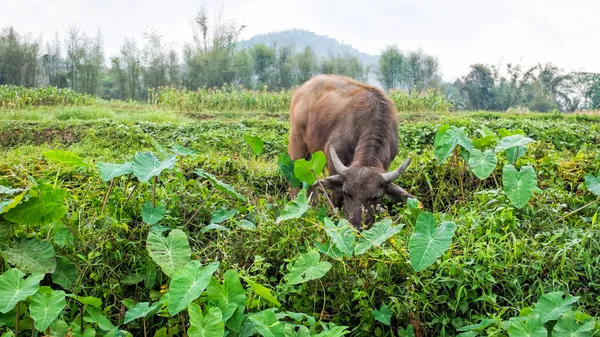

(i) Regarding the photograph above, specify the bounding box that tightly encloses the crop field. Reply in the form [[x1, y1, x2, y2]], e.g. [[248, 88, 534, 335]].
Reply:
[[1, 87, 600, 337]]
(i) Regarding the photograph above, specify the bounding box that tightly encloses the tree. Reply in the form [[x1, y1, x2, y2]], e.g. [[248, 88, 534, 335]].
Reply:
[[460, 64, 497, 110], [378, 45, 405, 91], [296, 46, 316, 84]]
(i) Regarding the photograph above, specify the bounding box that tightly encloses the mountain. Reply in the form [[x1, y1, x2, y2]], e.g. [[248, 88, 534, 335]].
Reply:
[[237, 29, 380, 67]]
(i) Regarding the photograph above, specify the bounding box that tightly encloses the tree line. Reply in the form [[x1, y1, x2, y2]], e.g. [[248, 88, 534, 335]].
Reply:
[[1, 8, 599, 111]]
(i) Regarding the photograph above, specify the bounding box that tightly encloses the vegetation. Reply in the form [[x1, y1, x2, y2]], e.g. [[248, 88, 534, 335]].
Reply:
[[1, 94, 600, 336]]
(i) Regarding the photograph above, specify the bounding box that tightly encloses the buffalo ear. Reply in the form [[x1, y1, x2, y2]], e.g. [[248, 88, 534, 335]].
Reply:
[[319, 175, 343, 190], [385, 183, 413, 203]]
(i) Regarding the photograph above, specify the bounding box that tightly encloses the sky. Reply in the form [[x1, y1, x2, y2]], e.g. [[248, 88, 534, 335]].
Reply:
[[1, 0, 599, 81]]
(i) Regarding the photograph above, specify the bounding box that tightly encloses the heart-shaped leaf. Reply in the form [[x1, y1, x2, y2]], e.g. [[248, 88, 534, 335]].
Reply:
[[2, 238, 56, 274], [244, 135, 265, 156], [0, 268, 44, 313], [42, 150, 86, 166], [294, 151, 326, 185], [354, 218, 404, 256], [495, 135, 535, 164], [96, 162, 133, 182], [503, 164, 537, 208], [3, 187, 66, 227], [532, 291, 580, 323], [124, 302, 161, 324], [409, 212, 457, 272], [171, 144, 198, 156], [187, 303, 224, 337], [324, 218, 356, 257], [584, 173, 600, 197], [168, 260, 220, 315], [132, 152, 176, 183], [86, 306, 115, 332], [434, 125, 474, 164], [195, 168, 246, 202], [29, 289, 67, 332], [51, 257, 78, 290], [142, 201, 166, 225], [248, 310, 285, 337], [75, 296, 102, 308], [276, 188, 311, 224], [373, 304, 392, 325], [458, 319, 497, 332], [552, 310, 595, 337], [468, 149, 498, 179], [277, 153, 301, 188], [207, 270, 246, 332], [210, 208, 238, 224], [285, 250, 331, 285], [0, 190, 27, 214], [507, 314, 547, 337], [146, 229, 191, 278]]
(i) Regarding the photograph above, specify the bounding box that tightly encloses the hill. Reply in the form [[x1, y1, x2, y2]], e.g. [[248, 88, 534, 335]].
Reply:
[[237, 29, 379, 67]]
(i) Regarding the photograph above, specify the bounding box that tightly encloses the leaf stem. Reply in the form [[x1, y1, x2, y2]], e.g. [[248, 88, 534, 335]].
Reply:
[[15, 302, 20, 337], [153, 176, 158, 208], [125, 181, 140, 204], [553, 199, 600, 224], [312, 169, 338, 216], [143, 317, 147, 337], [185, 189, 216, 226], [101, 179, 115, 214]]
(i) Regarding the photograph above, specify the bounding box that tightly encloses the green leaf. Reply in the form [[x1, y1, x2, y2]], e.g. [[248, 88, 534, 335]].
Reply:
[[171, 144, 198, 156], [503, 164, 538, 208], [42, 150, 86, 166], [123, 302, 160, 324], [285, 250, 331, 285], [0, 190, 27, 214], [458, 319, 497, 331], [75, 296, 102, 308], [207, 270, 246, 332], [96, 162, 133, 182], [132, 152, 176, 183], [507, 314, 547, 337], [167, 260, 220, 315], [241, 277, 281, 307], [468, 149, 498, 179], [276, 188, 311, 224], [584, 173, 600, 197], [29, 289, 67, 332], [532, 291, 580, 323], [354, 218, 404, 256], [323, 218, 356, 257], [495, 134, 535, 153], [187, 303, 224, 337], [456, 332, 479, 337], [3, 188, 66, 227], [0, 186, 24, 195], [86, 306, 115, 332], [244, 135, 265, 156], [146, 229, 191, 278], [434, 125, 474, 164], [142, 201, 166, 225], [210, 208, 238, 224], [2, 238, 56, 274], [0, 268, 44, 314], [495, 135, 534, 163], [51, 256, 78, 290], [195, 168, 246, 202], [409, 212, 457, 272], [277, 153, 301, 188], [552, 311, 595, 337], [201, 224, 229, 233], [373, 304, 392, 325], [314, 241, 346, 260], [238, 220, 256, 230], [53, 228, 74, 248], [473, 135, 497, 149], [249, 310, 285, 337], [293, 151, 326, 185]]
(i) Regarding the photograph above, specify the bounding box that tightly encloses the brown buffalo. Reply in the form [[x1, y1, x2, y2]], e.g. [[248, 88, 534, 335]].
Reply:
[[287, 74, 414, 229]]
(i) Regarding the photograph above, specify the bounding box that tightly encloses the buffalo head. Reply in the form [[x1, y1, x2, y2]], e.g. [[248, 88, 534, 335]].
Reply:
[[320, 145, 414, 229]]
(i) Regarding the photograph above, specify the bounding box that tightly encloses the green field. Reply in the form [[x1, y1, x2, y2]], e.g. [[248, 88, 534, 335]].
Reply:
[[1, 92, 600, 337]]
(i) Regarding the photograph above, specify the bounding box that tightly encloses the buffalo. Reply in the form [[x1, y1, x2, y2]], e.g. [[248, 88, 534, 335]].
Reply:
[[287, 74, 414, 229]]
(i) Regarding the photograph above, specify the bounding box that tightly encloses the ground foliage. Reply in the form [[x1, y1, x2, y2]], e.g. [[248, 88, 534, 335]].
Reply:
[[0, 103, 600, 337]]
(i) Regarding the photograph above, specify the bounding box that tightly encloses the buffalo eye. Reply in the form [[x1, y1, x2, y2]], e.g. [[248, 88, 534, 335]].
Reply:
[[343, 191, 352, 199]]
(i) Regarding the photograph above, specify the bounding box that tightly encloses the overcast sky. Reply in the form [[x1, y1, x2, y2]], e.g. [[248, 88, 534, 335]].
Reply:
[[1, 0, 599, 81]]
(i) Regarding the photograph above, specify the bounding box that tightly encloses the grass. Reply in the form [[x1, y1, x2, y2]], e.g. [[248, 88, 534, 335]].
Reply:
[[1, 102, 600, 336]]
